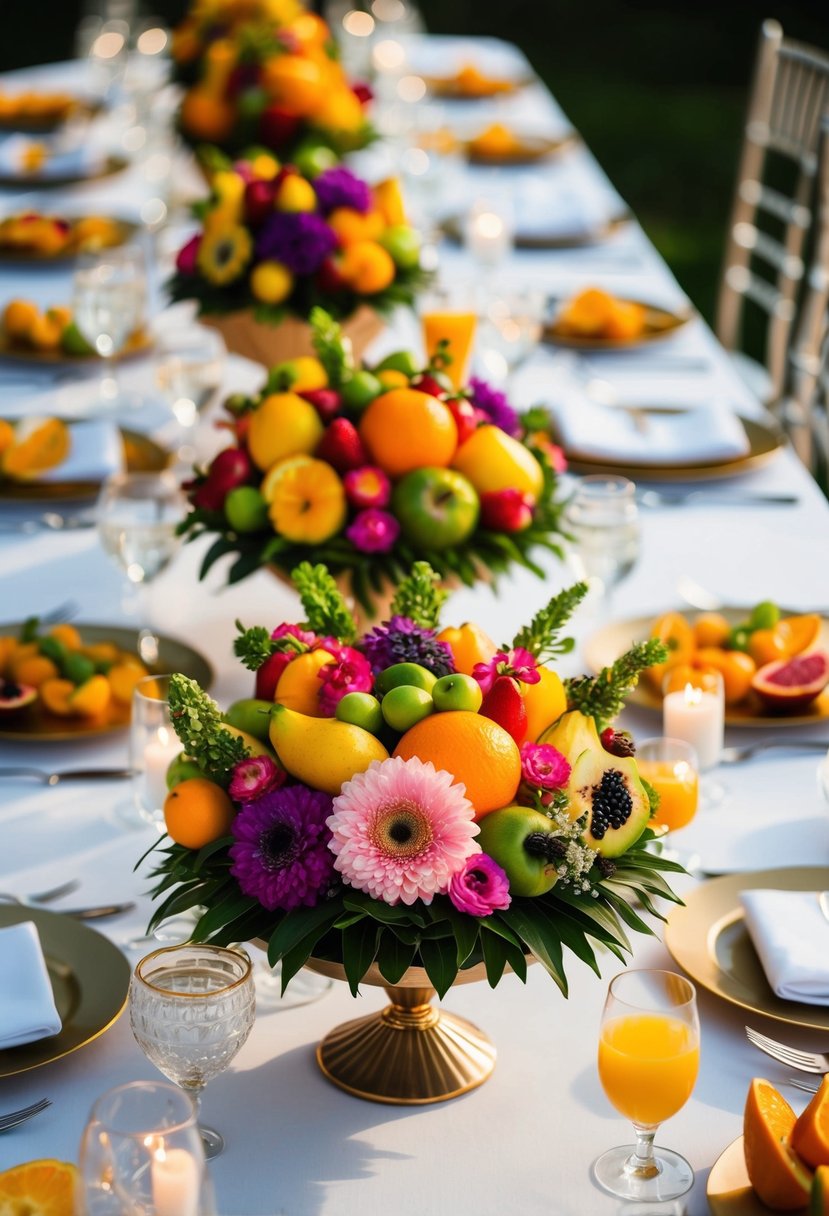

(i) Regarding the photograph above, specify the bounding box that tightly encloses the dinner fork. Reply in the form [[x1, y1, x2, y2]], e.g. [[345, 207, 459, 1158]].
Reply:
[[0, 767, 134, 785], [719, 740, 829, 764], [0, 514, 96, 535], [745, 1026, 829, 1073], [636, 489, 799, 509], [0, 879, 80, 904], [0, 1098, 51, 1133]]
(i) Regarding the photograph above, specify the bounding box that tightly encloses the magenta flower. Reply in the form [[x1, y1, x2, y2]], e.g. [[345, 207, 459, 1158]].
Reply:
[[229, 754, 285, 803], [230, 784, 335, 910], [448, 853, 511, 915], [346, 508, 400, 553], [175, 234, 201, 275], [473, 648, 540, 694], [316, 644, 373, 715], [343, 466, 391, 509], [520, 743, 571, 790], [272, 622, 317, 648]]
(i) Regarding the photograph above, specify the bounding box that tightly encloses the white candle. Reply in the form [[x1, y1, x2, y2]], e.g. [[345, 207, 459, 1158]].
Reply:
[[143, 726, 181, 812], [466, 206, 512, 266], [151, 1146, 200, 1216], [663, 683, 724, 771]]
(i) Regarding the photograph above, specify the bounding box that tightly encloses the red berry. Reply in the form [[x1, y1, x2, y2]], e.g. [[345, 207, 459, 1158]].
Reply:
[[445, 397, 477, 445], [412, 374, 446, 398], [480, 488, 534, 533], [480, 675, 528, 744], [352, 82, 373, 105], [255, 651, 293, 700], [259, 105, 301, 151], [300, 388, 342, 422], [316, 418, 367, 472], [244, 178, 276, 226]]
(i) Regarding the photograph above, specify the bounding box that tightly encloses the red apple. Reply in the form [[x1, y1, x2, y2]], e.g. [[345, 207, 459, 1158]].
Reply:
[[480, 488, 534, 532], [255, 651, 294, 700], [445, 397, 478, 445], [244, 178, 276, 226]]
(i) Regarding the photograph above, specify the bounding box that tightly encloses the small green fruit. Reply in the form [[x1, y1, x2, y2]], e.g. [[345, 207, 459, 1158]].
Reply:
[[293, 141, 339, 178], [225, 486, 269, 533], [374, 349, 420, 378], [336, 691, 384, 735], [728, 625, 752, 652], [237, 87, 269, 119], [374, 662, 437, 695], [381, 685, 434, 732], [37, 636, 66, 665], [378, 225, 422, 270], [62, 652, 95, 685], [341, 370, 383, 412], [166, 752, 204, 790], [61, 321, 95, 357], [224, 698, 273, 742], [477, 805, 561, 897], [750, 600, 781, 631], [432, 673, 483, 713]]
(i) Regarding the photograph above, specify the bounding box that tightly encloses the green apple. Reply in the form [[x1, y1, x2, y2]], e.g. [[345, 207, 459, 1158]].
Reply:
[[432, 673, 483, 713], [341, 370, 383, 412], [378, 225, 422, 270], [374, 349, 420, 378], [477, 805, 561, 897], [225, 486, 269, 533], [381, 685, 434, 732], [292, 140, 339, 179], [374, 662, 437, 696], [391, 467, 480, 550], [166, 752, 203, 790], [336, 691, 384, 735], [224, 698, 273, 742]]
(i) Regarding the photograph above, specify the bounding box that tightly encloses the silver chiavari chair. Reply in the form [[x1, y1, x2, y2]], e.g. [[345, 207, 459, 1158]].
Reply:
[[716, 19, 829, 405]]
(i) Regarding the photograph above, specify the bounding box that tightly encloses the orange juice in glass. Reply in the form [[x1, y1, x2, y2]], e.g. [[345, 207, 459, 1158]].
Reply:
[[636, 737, 699, 832], [594, 969, 699, 1201], [421, 310, 477, 388]]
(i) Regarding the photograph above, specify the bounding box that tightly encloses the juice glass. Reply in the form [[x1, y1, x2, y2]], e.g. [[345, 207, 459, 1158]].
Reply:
[[421, 309, 477, 387], [636, 738, 699, 832], [595, 968, 699, 1201]]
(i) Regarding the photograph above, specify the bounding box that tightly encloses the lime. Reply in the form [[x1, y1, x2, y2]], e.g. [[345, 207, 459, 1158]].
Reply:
[[225, 486, 269, 533], [166, 753, 204, 790], [750, 600, 781, 631], [63, 652, 95, 685], [374, 349, 420, 378], [378, 225, 421, 270], [375, 662, 437, 695], [60, 321, 95, 357], [37, 636, 66, 665], [381, 685, 434, 732], [728, 625, 752, 653], [293, 141, 339, 179], [336, 691, 384, 735], [341, 370, 383, 412]]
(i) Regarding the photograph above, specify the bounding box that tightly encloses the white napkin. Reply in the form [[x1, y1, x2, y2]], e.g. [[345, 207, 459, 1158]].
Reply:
[[741, 889, 829, 1005], [0, 921, 61, 1048], [38, 419, 124, 484], [0, 136, 102, 180], [549, 395, 750, 464]]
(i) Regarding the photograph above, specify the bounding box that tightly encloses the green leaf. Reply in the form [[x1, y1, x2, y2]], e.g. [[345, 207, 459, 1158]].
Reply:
[[427, 899, 479, 967], [343, 891, 428, 927], [266, 900, 344, 967], [376, 929, 417, 984], [341, 921, 380, 995], [500, 902, 568, 996], [481, 924, 528, 984], [192, 890, 258, 940], [509, 582, 588, 662], [279, 929, 334, 993], [419, 936, 459, 999]]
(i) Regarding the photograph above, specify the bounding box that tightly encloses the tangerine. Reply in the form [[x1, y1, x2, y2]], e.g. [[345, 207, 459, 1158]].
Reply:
[[696, 647, 756, 704], [338, 240, 397, 294], [0, 1158, 78, 1216], [262, 55, 326, 117], [646, 612, 696, 689], [393, 710, 521, 819], [39, 678, 75, 717], [692, 612, 731, 648], [744, 1077, 813, 1210], [359, 388, 457, 477], [792, 1075, 829, 1169], [748, 627, 788, 668], [778, 613, 822, 658], [164, 777, 235, 849], [436, 622, 498, 676], [180, 88, 235, 142], [11, 654, 58, 688], [2, 299, 38, 340]]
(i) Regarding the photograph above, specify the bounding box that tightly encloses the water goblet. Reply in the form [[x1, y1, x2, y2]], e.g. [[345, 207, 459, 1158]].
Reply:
[[475, 288, 545, 385], [80, 1079, 215, 1216], [130, 943, 256, 1159], [594, 968, 700, 1201], [72, 244, 147, 412], [563, 475, 640, 615], [155, 327, 225, 467]]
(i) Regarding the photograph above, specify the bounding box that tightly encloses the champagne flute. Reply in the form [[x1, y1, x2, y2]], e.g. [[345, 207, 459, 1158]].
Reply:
[[72, 244, 147, 412], [130, 944, 256, 1159], [563, 475, 640, 616], [595, 968, 699, 1201]]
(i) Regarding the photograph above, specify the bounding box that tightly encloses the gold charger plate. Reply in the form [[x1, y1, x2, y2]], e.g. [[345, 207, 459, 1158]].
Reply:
[[0, 904, 130, 1077], [442, 212, 630, 250], [424, 73, 532, 99], [0, 623, 213, 742], [544, 298, 692, 348], [707, 1137, 770, 1216], [0, 429, 169, 502], [560, 414, 784, 482], [583, 605, 829, 727], [0, 218, 139, 267], [0, 99, 104, 135], [0, 154, 128, 191], [465, 131, 578, 165], [665, 866, 829, 1032], [0, 326, 152, 365]]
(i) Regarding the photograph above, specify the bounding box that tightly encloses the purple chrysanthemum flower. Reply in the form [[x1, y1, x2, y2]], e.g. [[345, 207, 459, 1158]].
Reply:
[[448, 853, 511, 916], [230, 785, 334, 911], [361, 615, 455, 677], [468, 377, 521, 437], [255, 212, 336, 275], [313, 166, 372, 216], [346, 508, 400, 554]]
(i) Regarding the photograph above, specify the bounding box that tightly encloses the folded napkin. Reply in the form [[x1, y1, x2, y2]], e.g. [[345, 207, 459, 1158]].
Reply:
[[549, 395, 750, 465], [0, 921, 61, 1048], [741, 889, 829, 1005], [0, 136, 102, 180], [38, 418, 124, 484]]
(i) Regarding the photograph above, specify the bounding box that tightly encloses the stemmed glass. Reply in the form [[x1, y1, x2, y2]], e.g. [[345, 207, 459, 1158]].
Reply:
[[129, 943, 256, 1159], [96, 470, 186, 665], [563, 475, 640, 616], [72, 244, 147, 411], [475, 289, 545, 385], [594, 968, 700, 1201], [155, 328, 225, 468], [80, 1079, 215, 1215]]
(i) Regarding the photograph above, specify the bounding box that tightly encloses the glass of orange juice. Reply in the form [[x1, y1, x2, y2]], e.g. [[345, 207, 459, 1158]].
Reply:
[[594, 968, 699, 1201], [636, 737, 699, 833], [421, 305, 478, 389]]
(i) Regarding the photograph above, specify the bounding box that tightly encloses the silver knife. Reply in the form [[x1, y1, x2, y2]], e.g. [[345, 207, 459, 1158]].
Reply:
[[62, 902, 136, 921], [0, 768, 134, 785]]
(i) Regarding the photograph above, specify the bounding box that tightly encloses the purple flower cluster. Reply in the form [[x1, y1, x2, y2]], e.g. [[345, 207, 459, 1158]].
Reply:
[[255, 211, 336, 275], [313, 166, 372, 215], [361, 615, 455, 677], [230, 785, 334, 911], [469, 377, 521, 437]]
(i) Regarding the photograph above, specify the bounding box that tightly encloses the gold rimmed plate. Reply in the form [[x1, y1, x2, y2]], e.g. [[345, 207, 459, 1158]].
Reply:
[[0, 326, 153, 365], [0, 429, 169, 503], [0, 154, 128, 191], [560, 414, 784, 482], [0, 98, 104, 136], [423, 72, 532, 100], [0, 217, 139, 266], [544, 298, 692, 348], [0, 904, 130, 1077], [465, 131, 578, 165], [665, 866, 829, 1032], [0, 623, 213, 743], [583, 605, 829, 727], [707, 1137, 767, 1216], [442, 212, 630, 250]]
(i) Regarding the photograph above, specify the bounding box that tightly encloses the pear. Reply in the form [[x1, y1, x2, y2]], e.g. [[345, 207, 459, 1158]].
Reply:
[[268, 704, 389, 795]]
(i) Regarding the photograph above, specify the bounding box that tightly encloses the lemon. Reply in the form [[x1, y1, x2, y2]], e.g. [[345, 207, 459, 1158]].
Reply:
[[250, 260, 294, 305], [452, 424, 544, 499], [247, 392, 324, 471]]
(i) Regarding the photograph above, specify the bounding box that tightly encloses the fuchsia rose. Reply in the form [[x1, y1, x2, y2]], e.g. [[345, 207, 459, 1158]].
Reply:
[[343, 466, 391, 509], [228, 755, 285, 803], [316, 644, 373, 715], [473, 648, 540, 694], [448, 853, 511, 916], [272, 623, 317, 648], [175, 234, 201, 275], [520, 743, 571, 791], [345, 509, 400, 554]]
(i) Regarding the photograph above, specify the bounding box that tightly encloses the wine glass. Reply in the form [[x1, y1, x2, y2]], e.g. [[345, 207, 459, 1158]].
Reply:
[[563, 475, 640, 615], [80, 1079, 215, 1215], [130, 943, 256, 1159], [155, 328, 225, 467], [72, 244, 147, 411], [594, 968, 700, 1201], [96, 470, 186, 664], [475, 289, 545, 385]]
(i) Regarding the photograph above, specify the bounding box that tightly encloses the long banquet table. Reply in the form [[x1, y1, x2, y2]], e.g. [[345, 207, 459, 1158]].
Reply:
[[2, 33, 829, 1216]]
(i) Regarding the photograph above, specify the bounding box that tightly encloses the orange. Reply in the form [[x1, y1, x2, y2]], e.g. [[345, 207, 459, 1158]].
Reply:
[[359, 388, 457, 478], [373, 178, 407, 226], [0, 419, 13, 455], [338, 240, 396, 294], [48, 623, 81, 650], [451, 425, 544, 498], [393, 710, 521, 819], [662, 662, 719, 695], [274, 649, 336, 716], [69, 674, 111, 718], [262, 55, 326, 117], [522, 666, 567, 741], [107, 662, 149, 705], [793, 1075, 829, 1169], [313, 86, 365, 135], [436, 622, 497, 676], [39, 678, 75, 716], [3, 418, 69, 479], [2, 298, 38, 340], [0, 1158, 78, 1216], [327, 207, 385, 246], [692, 612, 731, 648], [288, 11, 331, 49], [180, 88, 235, 142], [11, 654, 58, 688], [778, 613, 822, 658], [748, 627, 788, 667], [646, 612, 696, 689], [696, 647, 756, 704], [164, 777, 235, 849], [604, 298, 646, 341], [744, 1077, 813, 1210], [82, 641, 119, 664], [266, 456, 346, 543]]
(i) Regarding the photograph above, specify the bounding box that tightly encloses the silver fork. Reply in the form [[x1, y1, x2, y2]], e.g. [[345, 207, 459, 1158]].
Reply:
[[637, 489, 799, 509], [0, 514, 95, 535], [720, 740, 829, 764], [0, 1098, 51, 1133], [745, 1025, 829, 1073], [0, 879, 80, 904]]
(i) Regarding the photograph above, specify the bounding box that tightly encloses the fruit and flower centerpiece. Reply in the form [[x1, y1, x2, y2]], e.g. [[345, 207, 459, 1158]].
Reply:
[[171, 0, 373, 165], [145, 561, 680, 1102], [169, 156, 424, 365], [180, 309, 565, 615]]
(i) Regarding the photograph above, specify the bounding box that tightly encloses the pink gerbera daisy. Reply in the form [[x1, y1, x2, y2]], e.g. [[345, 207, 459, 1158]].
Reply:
[[326, 757, 481, 906]]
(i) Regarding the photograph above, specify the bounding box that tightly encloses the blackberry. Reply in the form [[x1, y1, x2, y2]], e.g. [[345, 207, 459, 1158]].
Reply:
[[595, 857, 617, 879], [587, 769, 633, 841]]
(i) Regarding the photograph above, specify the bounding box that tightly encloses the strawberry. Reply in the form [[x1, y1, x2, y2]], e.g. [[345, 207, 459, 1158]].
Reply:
[[352, 82, 374, 105], [445, 397, 478, 444], [412, 373, 448, 398], [316, 418, 367, 472], [480, 488, 534, 532], [255, 651, 294, 700], [480, 675, 528, 744], [300, 388, 342, 423]]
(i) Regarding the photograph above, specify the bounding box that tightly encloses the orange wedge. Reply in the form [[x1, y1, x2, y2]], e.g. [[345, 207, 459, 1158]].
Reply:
[[811, 1164, 829, 1214], [793, 1075, 829, 1169], [778, 614, 822, 658], [69, 674, 111, 719], [2, 417, 70, 480], [0, 419, 14, 455], [0, 1159, 78, 1216], [744, 1077, 813, 1210], [39, 678, 75, 717]]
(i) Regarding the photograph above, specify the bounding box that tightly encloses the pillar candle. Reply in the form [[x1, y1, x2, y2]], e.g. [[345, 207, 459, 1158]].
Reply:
[[143, 726, 180, 812], [662, 684, 724, 771], [151, 1147, 200, 1216]]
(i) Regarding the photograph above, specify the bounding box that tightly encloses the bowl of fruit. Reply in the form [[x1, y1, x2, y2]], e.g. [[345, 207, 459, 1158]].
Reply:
[[0, 300, 152, 363], [0, 213, 135, 264]]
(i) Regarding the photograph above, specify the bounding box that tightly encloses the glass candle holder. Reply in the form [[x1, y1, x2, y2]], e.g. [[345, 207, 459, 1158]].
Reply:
[[80, 1080, 215, 1216], [464, 198, 514, 269], [636, 737, 699, 833], [563, 475, 640, 615], [130, 674, 177, 830]]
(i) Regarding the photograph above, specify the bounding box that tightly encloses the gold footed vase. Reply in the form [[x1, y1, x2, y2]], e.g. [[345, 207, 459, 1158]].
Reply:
[[304, 958, 497, 1105]]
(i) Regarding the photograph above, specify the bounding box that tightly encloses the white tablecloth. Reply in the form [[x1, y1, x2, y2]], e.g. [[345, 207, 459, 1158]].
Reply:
[[1, 35, 829, 1216]]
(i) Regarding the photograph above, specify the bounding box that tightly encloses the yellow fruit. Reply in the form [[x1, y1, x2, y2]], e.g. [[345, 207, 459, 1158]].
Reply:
[[3, 298, 39, 340], [262, 54, 326, 117], [523, 667, 567, 741], [11, 654, 58, 688], [107, 662, 149, 705], [247, 392, 325, 471], [48, 623, 81, 650], [376, 368, 409, 388], [274, 649, 336, 716], [82, 641, 120, 664], [436, 622, 498, 675], [359, 388, 457, 477], [27, 313, 63, 351], [393, 711, 521, 819], [451, 425, 544, 498], [39, 678, 75, 716], [282, 356, 327, 392], [267, 457, 346, 544], [313, 86, 364, 134], [692, 612, 730, 648], [250, 260, 294, 305], [0, 419, 13, 455], [696, 647, 756, 705], [373, 177, 407, 226], [328, 207, 385, 246], [222, 724, 272, 757], [268, 704, 389, 795], [69, 674, 111, 718], [248, 152, 280, 181], [793, 1075, 829, 1169], [274, 175, 317, 212], [645, 611, 696, 689], [749, 627, 788, 667], [744, 1077, 813, 1210], [3, 418, 70, 480], [164, 778, 235, 849], [0, 1158, 78, 1216]]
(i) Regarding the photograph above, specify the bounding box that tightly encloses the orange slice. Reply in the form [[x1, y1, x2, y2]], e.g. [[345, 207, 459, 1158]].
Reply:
[[69, 674, 111, 719], [744, 1077, 813, 1210], [0, 1159, 78, 1216], [811, 1164, 829, 1214], [39, 677, 75, 716], [793, 1075, 829, 1169], [778, 614, 822, 658], [2, 417, 70, 480], [646, 611, 696, 689]]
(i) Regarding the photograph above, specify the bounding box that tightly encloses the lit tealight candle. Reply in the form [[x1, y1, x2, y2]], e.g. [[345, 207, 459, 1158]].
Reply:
[[143, 725, 180, 812], [662, 681, 724, 771], [466, 203, 513, 267], [151, 1146, 200, 1216]]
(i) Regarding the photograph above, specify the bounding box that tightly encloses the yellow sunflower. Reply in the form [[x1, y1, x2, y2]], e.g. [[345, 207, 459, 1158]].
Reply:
[[197, 224, 253, 285]]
